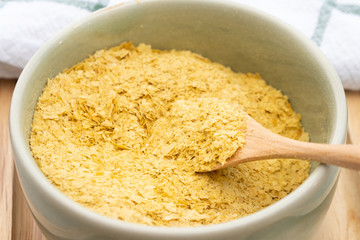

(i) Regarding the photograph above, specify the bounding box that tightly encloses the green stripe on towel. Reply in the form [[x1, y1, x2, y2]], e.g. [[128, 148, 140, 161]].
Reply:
[[0, 0, 109, 11], [312, 0, 360, 46]]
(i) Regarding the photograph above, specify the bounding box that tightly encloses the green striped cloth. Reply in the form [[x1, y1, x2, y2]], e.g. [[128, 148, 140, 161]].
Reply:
[[1, 0, 360, 89]]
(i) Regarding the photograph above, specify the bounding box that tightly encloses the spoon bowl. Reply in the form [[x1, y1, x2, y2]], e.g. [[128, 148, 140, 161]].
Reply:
[[206, 112, 359, 172]]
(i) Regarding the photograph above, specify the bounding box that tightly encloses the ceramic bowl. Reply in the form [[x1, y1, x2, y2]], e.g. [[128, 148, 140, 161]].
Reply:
[[10, 0, 347, 239]]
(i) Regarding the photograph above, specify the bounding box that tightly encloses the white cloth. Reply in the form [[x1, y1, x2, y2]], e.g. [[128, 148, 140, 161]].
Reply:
[[1, 0, 360, 90]]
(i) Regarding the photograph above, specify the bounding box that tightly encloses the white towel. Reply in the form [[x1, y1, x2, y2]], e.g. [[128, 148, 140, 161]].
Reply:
[[1, 0, 360, 90]]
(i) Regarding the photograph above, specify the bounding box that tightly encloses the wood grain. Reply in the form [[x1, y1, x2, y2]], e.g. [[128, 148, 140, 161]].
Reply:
[[312, 91, 360, 240], [1, 78, 359, 239], [0, 80, 16, 240], [0, 79, 45, 240], [12, 172, 46, 240]]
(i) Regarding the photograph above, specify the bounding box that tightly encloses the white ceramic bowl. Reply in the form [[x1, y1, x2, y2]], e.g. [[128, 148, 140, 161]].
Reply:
[[10, 1, 347, 239]]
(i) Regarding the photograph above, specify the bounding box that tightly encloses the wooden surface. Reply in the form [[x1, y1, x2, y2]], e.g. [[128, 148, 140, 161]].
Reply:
[[312, 91, 360, 240], [1, 78, 359, 240]]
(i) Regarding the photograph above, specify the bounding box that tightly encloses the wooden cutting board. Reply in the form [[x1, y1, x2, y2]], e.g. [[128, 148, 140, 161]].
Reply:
[[1, 79, 360, 240]]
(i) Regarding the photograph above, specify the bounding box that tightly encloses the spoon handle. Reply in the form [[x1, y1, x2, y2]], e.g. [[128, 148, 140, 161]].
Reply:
[[221, 116, 360, 171], [262, 135, 360, 170]]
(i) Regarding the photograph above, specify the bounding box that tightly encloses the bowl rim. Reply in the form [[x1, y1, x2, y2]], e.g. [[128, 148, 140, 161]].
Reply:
[[10, 0, 347, 238]]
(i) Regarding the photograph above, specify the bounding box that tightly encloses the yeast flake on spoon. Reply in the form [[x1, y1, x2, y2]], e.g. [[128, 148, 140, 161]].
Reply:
[[199, 109, 360, 172]]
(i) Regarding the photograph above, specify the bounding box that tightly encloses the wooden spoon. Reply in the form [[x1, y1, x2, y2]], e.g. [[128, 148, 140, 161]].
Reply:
[[206, 112, 360, 172]]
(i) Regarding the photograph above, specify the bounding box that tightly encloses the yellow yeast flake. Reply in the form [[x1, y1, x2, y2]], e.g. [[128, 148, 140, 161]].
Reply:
[[30, 42, 310, 227], [148, 98, 247, 171]]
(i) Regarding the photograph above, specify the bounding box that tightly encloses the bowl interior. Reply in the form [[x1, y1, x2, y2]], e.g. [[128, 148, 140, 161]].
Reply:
[[18, 0, 341, 150]]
